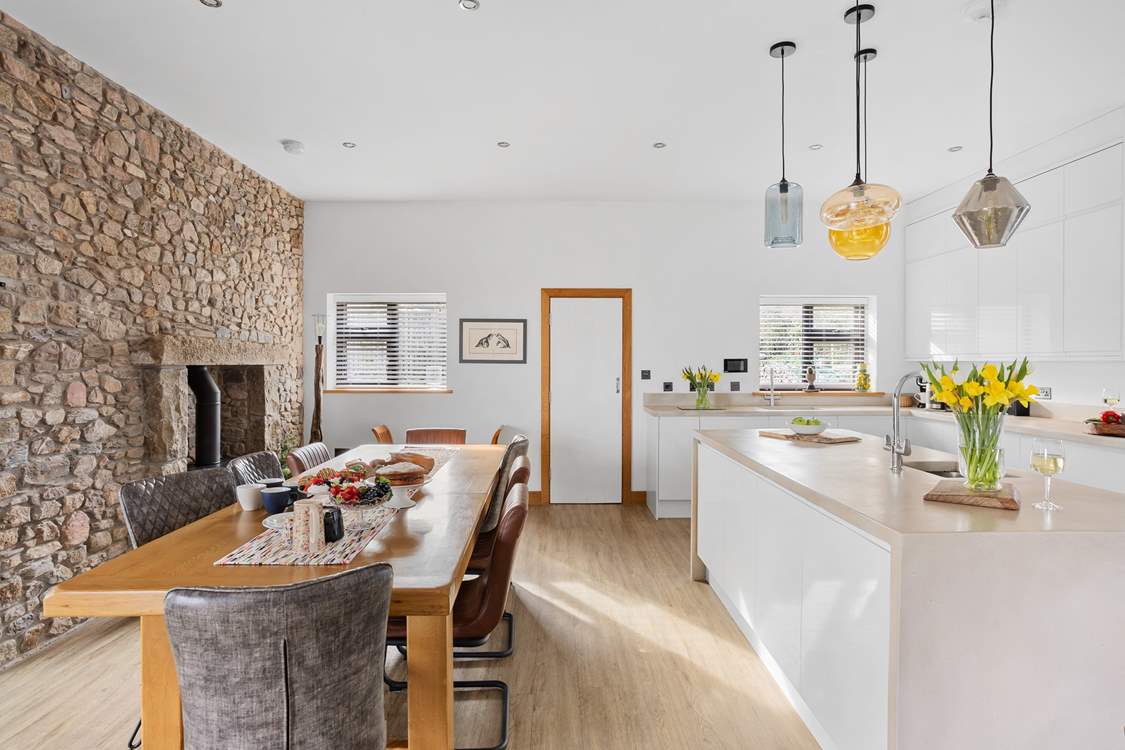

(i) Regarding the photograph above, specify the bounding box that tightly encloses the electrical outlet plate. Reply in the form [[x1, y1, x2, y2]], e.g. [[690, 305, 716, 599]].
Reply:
[[730, 381, 741, 392], [1039, 386, 1052, 400], [640, 369, 651, 380], [662, 381, 673, 392]]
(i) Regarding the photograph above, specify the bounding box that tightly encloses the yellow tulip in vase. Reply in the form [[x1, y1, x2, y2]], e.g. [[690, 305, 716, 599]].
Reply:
[[920, 359, 1039, 492], [682, 365, 721, 410]]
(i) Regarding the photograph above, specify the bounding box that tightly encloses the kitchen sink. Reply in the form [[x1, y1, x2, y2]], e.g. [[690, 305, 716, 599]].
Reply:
[[902, 460, 963, 479]]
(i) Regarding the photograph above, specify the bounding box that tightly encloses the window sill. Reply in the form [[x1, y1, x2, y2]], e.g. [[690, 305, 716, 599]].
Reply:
[[324, 388, 454, 395]]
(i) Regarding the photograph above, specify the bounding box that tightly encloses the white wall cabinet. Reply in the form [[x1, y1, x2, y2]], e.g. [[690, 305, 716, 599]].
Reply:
[[904, 143, 1124, 362]]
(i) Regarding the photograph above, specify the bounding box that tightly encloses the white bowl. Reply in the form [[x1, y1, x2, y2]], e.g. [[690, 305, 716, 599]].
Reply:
[[790, 422, 826, 436]]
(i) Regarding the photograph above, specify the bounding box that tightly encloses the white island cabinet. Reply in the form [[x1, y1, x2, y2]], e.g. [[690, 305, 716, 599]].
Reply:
[[693, 429, 1125, 750]]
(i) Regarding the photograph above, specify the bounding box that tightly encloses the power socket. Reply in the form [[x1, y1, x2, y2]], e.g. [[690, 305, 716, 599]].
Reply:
[[1038, 386, 1052, 400]]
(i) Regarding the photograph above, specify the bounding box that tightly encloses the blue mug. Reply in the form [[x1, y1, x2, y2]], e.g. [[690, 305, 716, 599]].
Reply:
[[261, 487, 291, 515]]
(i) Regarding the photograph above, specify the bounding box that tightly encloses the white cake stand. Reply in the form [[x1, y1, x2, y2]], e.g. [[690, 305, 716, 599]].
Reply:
[[386, 481, 425, 509]]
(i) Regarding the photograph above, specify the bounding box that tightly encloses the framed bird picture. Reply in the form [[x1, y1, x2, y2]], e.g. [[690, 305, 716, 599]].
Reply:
[[459, 318, 527, 364]]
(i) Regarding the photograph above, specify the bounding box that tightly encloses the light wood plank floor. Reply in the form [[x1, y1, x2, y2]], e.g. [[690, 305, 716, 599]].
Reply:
[[0, 505, 818, 749]]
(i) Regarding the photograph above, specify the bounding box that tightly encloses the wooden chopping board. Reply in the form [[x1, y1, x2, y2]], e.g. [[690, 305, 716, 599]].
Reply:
[[760, 429, 862, 445], [923, 480, 1021, 511]]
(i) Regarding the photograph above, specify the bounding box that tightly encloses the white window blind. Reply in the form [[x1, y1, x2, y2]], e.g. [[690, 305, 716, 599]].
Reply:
[[759, 296, 871, 389], [328, 293, 448, 390]]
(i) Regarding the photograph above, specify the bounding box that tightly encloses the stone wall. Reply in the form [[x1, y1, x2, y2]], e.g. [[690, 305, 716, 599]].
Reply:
[[0, 12, 304, 666]]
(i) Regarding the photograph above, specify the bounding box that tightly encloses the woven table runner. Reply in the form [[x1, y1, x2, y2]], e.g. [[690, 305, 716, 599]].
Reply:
[[215, 504, 398, 566]]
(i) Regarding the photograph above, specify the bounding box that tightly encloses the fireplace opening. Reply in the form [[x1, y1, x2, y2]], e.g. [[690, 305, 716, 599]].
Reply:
[[187, 365, 221, 469]]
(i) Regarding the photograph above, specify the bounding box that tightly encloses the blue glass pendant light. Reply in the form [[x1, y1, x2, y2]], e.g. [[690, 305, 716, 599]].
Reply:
[[764, 41, 803, 249]]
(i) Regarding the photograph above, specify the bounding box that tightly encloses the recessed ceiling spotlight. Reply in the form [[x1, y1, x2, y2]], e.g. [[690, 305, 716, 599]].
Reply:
[[459, 0, 480, 9], [808, 143, 823, 151], [652, 142, 667, 149], [198, 0, 222, 7], [948, 145, 964, 152], [280, 139, 306, 155], [342, 142, 357, 149], [496, 141, 511, 148]]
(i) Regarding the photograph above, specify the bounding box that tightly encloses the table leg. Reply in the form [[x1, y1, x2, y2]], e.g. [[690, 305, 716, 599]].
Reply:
[[140, 615, 183, 749], [406, 613, 455, 750]]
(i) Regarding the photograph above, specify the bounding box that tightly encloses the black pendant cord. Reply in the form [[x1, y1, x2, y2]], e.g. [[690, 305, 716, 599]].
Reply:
[[863, 57, 868, 182], [852, 0, 862, 184], [781, 51, 787, 181], [987, 0, 996, 175]]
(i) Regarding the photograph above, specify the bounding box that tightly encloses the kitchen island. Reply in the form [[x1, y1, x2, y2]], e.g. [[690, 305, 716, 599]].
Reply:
[[692, 429, 1125, 750]]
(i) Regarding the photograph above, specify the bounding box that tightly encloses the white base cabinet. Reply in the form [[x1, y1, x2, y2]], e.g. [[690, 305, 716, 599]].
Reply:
[[696, 443, 891, 750]]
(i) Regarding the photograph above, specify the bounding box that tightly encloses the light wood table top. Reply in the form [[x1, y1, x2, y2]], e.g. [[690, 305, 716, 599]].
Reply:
[[43, 444, 505, 619]]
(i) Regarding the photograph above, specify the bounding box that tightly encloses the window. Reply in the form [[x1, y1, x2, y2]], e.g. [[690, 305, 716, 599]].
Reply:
[[328, 293, 448, 391], [759, 296, 873, 389]]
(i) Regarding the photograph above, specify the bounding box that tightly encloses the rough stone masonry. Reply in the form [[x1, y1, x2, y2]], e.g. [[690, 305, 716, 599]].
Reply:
[[0, 12, 304, 666]]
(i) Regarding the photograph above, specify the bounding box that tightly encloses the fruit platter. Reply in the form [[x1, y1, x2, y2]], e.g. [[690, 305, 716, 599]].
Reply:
[[1085, 410, 1125, 437], [297, 463, 392, 505]]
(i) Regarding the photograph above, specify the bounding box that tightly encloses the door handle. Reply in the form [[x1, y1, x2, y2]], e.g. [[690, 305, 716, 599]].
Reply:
[[615, 377, 621, 394]]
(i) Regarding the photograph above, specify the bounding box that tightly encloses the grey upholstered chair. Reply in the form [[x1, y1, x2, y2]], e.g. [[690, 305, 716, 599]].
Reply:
[[228, 450, 284, 486], [285, 441, 333, 477], [165, 564, 394, 750], [480, 434, 528, 534], [118, 467, 237, 548]]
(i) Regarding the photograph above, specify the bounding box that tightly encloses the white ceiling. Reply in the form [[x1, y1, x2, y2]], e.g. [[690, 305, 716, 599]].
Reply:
[[4, 0, 1124, 203]]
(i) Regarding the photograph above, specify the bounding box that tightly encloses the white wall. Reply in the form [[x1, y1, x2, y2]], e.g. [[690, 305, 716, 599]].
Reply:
[[303, 201, 905, 490], [904, 105, 1125, 407]]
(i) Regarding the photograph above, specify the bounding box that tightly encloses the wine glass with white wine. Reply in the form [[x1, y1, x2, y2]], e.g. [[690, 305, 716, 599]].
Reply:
[[1030, 438, 1065, 512], [1103, 388, 1121, 410]]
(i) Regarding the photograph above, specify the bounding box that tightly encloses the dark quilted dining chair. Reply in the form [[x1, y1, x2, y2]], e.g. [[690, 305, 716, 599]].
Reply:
[[285, 441, 333, 477], [165, 564, 394, 750], [118, 467, 237, 548], [227, 451, 284, 486]]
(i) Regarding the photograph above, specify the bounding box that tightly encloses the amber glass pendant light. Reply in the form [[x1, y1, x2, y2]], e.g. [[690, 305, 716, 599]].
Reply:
[[952, 0, 1031, 248], [821, 2, 900, 260], [764, 41, 803, 248]]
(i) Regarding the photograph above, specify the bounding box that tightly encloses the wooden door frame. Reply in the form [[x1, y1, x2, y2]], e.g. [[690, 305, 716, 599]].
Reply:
[[540, 288, 640, 506]]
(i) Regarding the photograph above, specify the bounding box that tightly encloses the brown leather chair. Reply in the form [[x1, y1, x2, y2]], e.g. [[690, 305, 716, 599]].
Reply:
[[385, 484, 528, 750], [469, 456, 529, 571], [286, 442, 333, 477], [371, 424, 394, 444], [403, 427, 466, 445]]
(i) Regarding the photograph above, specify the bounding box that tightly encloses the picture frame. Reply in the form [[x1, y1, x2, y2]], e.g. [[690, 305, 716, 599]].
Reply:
[[459, 318, 527, 364]]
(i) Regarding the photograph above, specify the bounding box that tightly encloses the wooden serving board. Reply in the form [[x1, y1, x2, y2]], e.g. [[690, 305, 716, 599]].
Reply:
[[923, 480, 1020, 511], [759, 429, 862, 445]]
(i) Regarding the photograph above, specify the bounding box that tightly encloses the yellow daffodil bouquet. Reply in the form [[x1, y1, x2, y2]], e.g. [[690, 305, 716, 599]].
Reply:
[[920, 358, 1039, 491], [682, 365, 721, 410]]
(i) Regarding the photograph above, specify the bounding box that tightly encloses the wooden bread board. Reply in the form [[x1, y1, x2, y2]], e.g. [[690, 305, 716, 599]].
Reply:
[[923, 480, 1020, 511], [759, 429, 862, 445]]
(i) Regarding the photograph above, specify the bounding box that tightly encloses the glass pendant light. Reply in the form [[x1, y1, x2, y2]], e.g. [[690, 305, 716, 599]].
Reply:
[[952, 0, 1030, 248], [764, 41, 803, 249], [822, 2, 901, 260]]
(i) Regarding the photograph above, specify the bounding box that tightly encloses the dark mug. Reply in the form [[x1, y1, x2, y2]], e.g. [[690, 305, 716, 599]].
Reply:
[[261, 487, 291, 515], [323, 507, 344, 543]]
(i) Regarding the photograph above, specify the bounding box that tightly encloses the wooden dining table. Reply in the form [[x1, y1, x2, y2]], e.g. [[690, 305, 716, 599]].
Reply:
[[42, 443, 505, 750]]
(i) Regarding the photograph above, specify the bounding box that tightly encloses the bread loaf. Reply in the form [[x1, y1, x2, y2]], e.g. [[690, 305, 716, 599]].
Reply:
[[389, 451, 435, 474]]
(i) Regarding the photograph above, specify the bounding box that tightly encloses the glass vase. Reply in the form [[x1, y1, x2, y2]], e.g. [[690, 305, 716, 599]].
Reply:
[[694, 385, 710, 410], [956, 412, 1005, 491]]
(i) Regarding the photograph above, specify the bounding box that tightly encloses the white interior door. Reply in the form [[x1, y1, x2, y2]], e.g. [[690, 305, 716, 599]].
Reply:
[[549, 297, 622, 503]]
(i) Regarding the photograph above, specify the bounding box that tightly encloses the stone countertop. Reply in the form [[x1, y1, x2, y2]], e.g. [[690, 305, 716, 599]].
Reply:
[[647, 403, 1125, 451], [694, 429, 1125, 543], [643, 405, 896, 417]]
